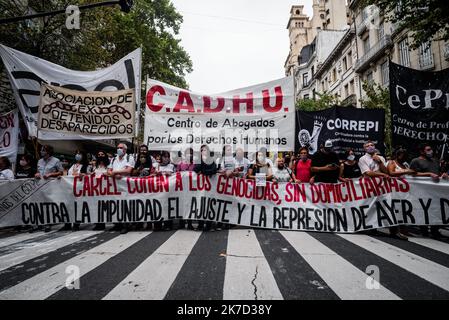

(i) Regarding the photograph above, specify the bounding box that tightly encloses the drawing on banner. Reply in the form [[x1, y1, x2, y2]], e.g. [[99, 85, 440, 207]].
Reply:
[[298, 120, 324, 155]]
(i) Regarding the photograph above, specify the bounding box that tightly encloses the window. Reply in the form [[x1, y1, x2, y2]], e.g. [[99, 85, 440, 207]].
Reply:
[[302, 73, 309, 87], [304, 94, 310, 99], [344, 84, 349, 98], [332, 68, 337, 82], [349, 80, 355, 94], [381, 60, 389, 85], [342, 57, 348, 71], [419, 41, 434, 69], [378, 21, 384, 41], [399, 38, 410, 67], [311, 65, 315, 77], [312, 89, 316, 100], [347, 51, 352, 67], [321, 81, 325, 91], [363, 37, 370, 54], [366, 72, 374, 84]]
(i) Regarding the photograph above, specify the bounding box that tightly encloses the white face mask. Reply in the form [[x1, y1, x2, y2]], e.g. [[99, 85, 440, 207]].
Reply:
[[347, 155, 355, 161], [257, 155, 266, 163], [20, 160, 27, 167]]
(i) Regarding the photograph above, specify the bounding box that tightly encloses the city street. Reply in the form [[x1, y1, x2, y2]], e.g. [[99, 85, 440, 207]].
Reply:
[[0, 225, 449, 300]]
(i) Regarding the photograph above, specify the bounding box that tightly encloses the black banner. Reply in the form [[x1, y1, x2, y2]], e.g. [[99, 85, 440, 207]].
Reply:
[[390, 61, 449, 159], [295, 106, 385, 158]]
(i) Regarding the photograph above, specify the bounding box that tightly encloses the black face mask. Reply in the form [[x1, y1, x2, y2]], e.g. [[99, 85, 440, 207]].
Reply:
[[97, 156, 108, 164]]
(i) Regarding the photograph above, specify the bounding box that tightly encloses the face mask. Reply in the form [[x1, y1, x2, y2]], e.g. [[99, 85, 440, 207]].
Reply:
[[40, 151, 47, 157], [300, 155, 307, 161], [75, 154, 82, 161], [324, 147, 332, 153], [19, 160, 27, 167], [257, 155, 266, 163], [97, 156, 107, 164], [366, 146, 376, 154], [117, 148, 124, 157], [347, 155, 355, 161], [426, 151, 433, 158]]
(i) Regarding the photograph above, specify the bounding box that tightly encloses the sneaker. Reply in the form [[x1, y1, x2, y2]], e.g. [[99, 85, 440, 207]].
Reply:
[[120, 227, 128, 234], [390, 232, 408, 241], [72, 224, 80, 231], [93, 223, 105, 231], [44, 226, 51, 233], [61, 224, 72, 231]]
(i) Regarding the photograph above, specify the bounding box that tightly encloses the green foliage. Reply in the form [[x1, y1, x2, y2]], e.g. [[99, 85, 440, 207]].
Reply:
[[363, 0, 449, 48], [359, 81, 392, 155], [295, 92, 340, 111]]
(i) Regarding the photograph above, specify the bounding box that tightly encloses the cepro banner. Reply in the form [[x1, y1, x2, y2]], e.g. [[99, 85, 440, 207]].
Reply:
[[38, 84, 135, 139], [389, 61, 449, 158], [0, 44, 141, 139], [0, 173, 448, 232], [144, 77, 295, 153]]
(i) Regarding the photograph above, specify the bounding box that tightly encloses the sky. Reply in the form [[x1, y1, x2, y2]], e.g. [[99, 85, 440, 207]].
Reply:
[[170, 0, 313, 94]]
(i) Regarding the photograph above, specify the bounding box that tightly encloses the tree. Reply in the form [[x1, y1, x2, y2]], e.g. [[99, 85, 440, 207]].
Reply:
[[295, 92, 340, 111], [364, 0, 449, 48], [359, 81, 392, 155], [0, 0, 192, 87]]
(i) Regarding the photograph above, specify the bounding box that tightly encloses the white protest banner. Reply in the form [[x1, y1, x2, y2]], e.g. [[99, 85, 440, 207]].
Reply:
[[144, 77, 294, 153], [38, 84, 135, 139], [0, 173, 448, 232], [0, 109, 19, 163], [0, 44, 141, 139]]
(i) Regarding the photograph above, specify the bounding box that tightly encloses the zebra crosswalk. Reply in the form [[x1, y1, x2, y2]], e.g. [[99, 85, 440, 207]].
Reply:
[[0, 226, 449, 300]]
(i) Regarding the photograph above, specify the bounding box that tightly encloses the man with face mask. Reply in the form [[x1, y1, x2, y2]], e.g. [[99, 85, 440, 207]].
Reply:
[[108, 142, 135, 234], [358, 140, 389, 178], [310, 140, 340, 183], [410, 144, 447, 239]]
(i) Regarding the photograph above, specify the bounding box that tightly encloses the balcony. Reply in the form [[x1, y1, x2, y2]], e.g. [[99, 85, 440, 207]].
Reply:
[[354, 35, 393, 73], [356, 18, 369, 36], [419, 53, 435, 70]]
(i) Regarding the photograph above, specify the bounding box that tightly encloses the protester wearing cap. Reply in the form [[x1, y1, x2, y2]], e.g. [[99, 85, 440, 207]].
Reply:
[[310, 140, 340, 183]]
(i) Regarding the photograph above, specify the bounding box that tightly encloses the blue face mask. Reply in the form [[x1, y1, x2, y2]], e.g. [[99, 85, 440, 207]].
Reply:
[[75, 154, 82, 161], [117, 148, 125, 157]]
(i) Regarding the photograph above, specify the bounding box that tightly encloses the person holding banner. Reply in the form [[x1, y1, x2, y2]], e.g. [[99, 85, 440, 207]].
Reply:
[[15, 154, 36, 179], [34, 145, 63, 232], [358, 141, 389, 178], [67, 150, 89, 177], [0, 156, 14, 181], [177, 147, 196, 230], [218, 145, 238, 178], [311, 140, 340, 183], [339, 148, 361, 182], [108, 142, 135, 234], [410, 144, 447, 239], [234, 147, 251, 178], [272, 157, 296, 183], [293, 147, 313, 183], [247, 149, 274, 181], [194, 145, 218, 231]]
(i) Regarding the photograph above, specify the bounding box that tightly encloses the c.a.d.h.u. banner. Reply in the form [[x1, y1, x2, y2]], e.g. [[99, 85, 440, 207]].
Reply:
[[0, 173, 448, 232], [389, 61, 449, 158]]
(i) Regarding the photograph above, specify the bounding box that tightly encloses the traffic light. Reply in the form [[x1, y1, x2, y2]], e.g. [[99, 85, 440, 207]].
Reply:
[[119, 0, 133, 13]]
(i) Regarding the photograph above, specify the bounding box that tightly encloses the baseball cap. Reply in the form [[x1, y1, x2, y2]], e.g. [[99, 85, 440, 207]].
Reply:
[[324, 140, 333, 148]]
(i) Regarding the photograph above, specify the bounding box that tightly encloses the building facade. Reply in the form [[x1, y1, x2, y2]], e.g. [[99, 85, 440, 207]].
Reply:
[[285, 0, 349, 76]]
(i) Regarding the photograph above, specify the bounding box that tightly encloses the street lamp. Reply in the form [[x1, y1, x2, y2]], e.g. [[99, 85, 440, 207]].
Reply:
[[0, 0, 134, 25]]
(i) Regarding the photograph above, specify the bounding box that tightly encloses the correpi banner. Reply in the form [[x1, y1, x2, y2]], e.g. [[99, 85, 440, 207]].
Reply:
[[296, 106, 385, 157], [0, 44, 141, 139], [144, 77, 295, 153], [0, 173, 448, 232], [0, 109, 19, 163], [389, 61, 449, 158], [38, 84, 135, 139]]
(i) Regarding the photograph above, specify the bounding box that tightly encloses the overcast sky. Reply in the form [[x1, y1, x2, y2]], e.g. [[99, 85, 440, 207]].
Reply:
[[170, 0, 313, 93]]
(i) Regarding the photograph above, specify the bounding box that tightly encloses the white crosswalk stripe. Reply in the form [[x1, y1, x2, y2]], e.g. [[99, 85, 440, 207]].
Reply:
[[103, 230, 201, 300], [339, 234, 449, 292], [0, 229, 448, 300], [0, 230, 58, 249], [0, 231, 100, 272], [280, 231, 400, 300], [0, 232, 149, 300], [223, 229, 283, 300]]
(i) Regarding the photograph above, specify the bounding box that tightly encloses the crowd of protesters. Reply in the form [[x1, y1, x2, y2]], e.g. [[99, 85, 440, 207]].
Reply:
[[1, 139, 449, 240]]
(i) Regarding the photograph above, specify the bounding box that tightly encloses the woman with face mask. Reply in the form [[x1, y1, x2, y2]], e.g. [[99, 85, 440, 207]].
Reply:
[[294, 147, 313, 183], [68, 150, 88, 177], [0, 156, 14, 181], [15, 154, 36, 179], [247, 150, 273, 181], [339, 148, 362, 182]]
